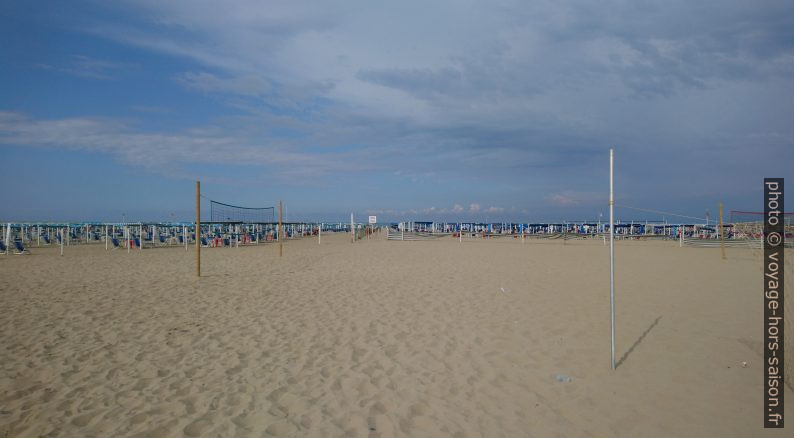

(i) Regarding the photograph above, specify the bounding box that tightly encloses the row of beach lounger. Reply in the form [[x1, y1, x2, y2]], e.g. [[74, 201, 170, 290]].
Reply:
[[0, 240, 30, 254], [3, 229, 301, 253]]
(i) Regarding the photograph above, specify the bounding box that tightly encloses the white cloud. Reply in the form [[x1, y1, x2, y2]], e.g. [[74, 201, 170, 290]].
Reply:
[[546, 191, 602, 206], [9, 1, 794, 212], [548, 194, 577, 206], [0, 112, 358, 182], [65, 2, 794, 193], [177, 72, 272, 96], [38, 55, 136, 80]]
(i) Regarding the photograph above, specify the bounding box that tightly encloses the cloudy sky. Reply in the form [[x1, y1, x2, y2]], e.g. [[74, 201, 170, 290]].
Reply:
[[1, 0, 792, 223]]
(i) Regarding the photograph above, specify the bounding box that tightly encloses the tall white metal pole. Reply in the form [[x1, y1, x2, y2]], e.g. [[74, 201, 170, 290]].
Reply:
[[351, 213, 354, 243], [278, 200, 283, 257], [319, 223, 322, 245], [679, 223, 684, 247], [609, 148, 616, 370], [105, 225, 108, 250]]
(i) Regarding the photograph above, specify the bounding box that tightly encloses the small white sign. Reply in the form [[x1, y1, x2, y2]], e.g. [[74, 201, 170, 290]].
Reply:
[[368, 215, 377, 224]]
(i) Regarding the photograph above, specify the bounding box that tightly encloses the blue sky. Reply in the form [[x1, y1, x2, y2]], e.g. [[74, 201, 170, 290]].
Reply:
[[1, 0, 792, 223]]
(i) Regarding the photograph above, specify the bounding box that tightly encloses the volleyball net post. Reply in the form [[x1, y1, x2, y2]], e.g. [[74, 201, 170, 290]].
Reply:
[[719, 202, 726, 260], [196, 180, 201, 277], [278, 200, 283, 257], [609, 148, 616, 371]]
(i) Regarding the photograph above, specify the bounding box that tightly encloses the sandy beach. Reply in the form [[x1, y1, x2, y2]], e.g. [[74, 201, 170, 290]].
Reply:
[[0, 233, 791, 437]]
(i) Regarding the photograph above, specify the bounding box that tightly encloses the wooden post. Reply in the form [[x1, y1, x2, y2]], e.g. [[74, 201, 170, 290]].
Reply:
[[719, 202, 726, 260], [278, 200, 283, 257], [196, 180, 201, 277]]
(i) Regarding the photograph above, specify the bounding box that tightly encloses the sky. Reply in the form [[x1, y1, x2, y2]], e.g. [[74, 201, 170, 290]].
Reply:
[[1, 0, 792, 223]]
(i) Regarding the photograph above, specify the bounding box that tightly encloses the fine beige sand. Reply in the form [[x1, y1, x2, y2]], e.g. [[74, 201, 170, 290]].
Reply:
[[1, 232, 792, 437]]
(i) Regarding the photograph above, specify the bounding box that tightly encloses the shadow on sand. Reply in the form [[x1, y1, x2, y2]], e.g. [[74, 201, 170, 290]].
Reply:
[[616, 316, 662, 369]]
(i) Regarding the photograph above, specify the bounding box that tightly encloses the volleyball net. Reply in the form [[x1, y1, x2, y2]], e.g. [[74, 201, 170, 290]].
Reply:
[[209, 200, 275, 223]]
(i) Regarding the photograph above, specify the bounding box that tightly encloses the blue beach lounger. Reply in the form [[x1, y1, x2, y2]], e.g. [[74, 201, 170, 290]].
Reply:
[[14, 241, 29, 254], [0, 241, 6, 252]]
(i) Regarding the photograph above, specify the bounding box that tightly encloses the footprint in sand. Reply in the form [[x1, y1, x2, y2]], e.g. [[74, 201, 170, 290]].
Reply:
[[183, 417, 214, 437], [71, 410, 100, 427], [129, 412, 148, 425], [265, 420, 297, 436], [130, 418, 180, 438]]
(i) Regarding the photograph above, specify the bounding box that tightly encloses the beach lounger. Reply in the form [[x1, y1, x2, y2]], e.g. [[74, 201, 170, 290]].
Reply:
[[0, 241, 6, 253], [111, 238, 122, 249], [42, 235, 50, 244], [14, 241, 29, 254], [200, 237, 210, 247], [134, 237, 141, 248]]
